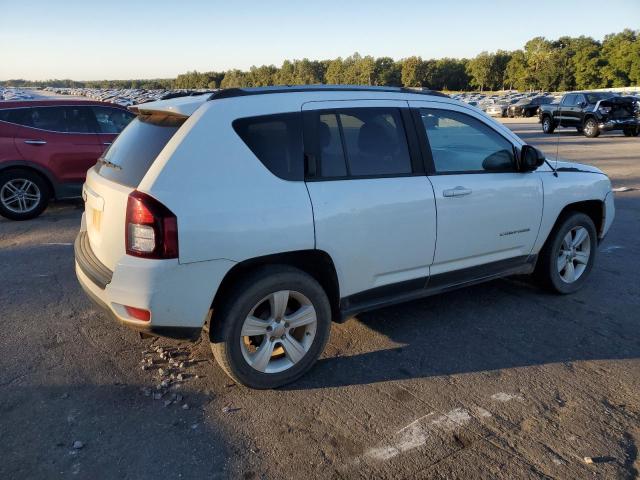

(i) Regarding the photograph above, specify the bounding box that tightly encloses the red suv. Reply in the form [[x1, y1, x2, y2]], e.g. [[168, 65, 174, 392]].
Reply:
[[0, 100, 134, 220]]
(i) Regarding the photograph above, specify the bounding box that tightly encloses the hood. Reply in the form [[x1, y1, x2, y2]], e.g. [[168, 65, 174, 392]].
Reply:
[[552, 160, 605, 175]]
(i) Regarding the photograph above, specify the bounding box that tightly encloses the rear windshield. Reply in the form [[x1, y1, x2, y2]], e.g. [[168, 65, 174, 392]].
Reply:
[[97, 114, 184, 187]]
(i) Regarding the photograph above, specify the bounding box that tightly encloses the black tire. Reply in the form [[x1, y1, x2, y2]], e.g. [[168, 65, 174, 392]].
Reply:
[[623, 127, 639, 137], [210, 265, 331, 389], [0, 169, 50, 221], [534, 212, 597, 294], [524, 109, 533, 118], [541, 116, 555, 134], [576, 127, 584, 134], [583, 118, 600, 138]]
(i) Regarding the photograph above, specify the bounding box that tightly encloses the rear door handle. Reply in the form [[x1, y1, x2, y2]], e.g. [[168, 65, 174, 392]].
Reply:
[[24, 140, 47, 145], [443, 186, 472, 197]]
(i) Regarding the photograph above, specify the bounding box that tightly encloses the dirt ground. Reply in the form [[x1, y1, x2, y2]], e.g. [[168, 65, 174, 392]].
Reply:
[[1, 118, 639, 479]]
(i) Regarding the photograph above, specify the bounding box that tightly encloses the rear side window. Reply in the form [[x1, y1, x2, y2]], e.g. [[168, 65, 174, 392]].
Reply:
[[65, 106, 96, 133], [233, 113, 303, 181], [97, 114, 183, 188], [93, 106, 135, 133], [306, 107, 412, 179]]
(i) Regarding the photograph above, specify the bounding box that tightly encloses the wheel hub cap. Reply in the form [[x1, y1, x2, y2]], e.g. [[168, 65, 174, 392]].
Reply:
[[240, 290, 318, 374]]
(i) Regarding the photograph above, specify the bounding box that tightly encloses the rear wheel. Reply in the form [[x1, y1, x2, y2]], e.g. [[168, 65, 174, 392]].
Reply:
[[210, 266, 331, 389], [524, 109, 533, 118], [542, 116, 555, 134], [0, 169, 50, 221], [623, 127, 639, 137], [535, 212, 597, 294], [583, 118, 600, 138]]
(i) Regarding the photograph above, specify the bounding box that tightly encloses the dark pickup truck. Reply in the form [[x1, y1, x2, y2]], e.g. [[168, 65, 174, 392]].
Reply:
[[539, 92, 640, 138]]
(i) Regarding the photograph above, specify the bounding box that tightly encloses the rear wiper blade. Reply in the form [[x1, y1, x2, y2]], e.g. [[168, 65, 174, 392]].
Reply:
[[97, 157, 122, 170]]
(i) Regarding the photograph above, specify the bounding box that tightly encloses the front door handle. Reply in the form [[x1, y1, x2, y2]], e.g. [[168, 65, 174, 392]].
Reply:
[[103, 142, 112, 146], [24, 139, 47, 145], [443, 186, 472, 197]]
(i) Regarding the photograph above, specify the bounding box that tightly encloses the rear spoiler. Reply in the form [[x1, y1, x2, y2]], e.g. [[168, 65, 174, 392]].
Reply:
[[128, 93, 211, 117]]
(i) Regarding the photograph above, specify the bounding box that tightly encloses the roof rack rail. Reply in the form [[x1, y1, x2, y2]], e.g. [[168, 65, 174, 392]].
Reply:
[[208, 85, 448, 100]]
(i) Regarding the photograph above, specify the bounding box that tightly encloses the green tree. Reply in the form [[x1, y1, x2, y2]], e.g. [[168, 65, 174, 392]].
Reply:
[[466, 51, 494, 91], [401, 56, 425, 87]]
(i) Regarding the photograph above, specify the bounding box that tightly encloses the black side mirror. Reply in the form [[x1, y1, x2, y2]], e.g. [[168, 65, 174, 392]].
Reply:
[[520, 145, 545, 172], [580, 101, 587, 108]]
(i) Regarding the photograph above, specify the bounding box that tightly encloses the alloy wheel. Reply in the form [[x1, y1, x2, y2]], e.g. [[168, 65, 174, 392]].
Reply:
[[0, 179, 41, 214], [557, 226, 591, 283], [240, 290, 317, 374]]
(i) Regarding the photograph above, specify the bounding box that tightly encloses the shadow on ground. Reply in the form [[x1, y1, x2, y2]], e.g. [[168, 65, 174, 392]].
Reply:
[[286, 273, 639, 390], [0, 384, 230, 479]]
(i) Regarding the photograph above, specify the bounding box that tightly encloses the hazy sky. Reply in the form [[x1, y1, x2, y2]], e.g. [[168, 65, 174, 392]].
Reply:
[[1, 0, 638, 81]]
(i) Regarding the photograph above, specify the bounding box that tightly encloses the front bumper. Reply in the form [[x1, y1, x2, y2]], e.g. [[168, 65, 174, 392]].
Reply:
[[74, 230, 235, 341]]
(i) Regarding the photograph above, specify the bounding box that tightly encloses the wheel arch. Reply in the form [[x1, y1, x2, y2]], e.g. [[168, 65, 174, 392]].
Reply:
[[211, 249, 341, 322], [0, 161, 56, 199], [551, 200, 604, 241]]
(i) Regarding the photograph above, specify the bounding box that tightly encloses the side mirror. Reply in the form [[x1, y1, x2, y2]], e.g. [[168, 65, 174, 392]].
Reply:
[[580, 101, 587, 108], [520, 145, 545, 172]]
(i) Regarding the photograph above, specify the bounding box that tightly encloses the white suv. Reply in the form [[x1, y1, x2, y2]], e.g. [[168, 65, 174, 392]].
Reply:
[[75, 86, 615, 388]]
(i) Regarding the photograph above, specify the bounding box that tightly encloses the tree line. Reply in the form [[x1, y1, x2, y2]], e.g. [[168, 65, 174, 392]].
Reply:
[[3, 29, 638, 92]]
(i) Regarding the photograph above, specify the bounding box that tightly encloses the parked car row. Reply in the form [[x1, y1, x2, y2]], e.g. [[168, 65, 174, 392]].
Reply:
[[44, 87, 215, 107], [452, 91, 562, 118], [0, 87, 35, 101]]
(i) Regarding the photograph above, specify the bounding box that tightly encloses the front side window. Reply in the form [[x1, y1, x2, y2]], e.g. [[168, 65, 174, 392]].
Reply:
[[30, 107, 68, 132], [308, 107, 412, 178], [233, 113, 303, 181], [0, 108, 31, 126], [93, 106, 135, 134], [561, 94, 576, 106], [419, 108, 515, 173]]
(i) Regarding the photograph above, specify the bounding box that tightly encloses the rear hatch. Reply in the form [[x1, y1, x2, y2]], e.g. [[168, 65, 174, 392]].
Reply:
[[83, 112, 186, 271]]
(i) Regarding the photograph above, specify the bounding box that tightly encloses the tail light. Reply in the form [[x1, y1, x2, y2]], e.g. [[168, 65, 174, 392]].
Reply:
[[126, 191, 178, 259], [598, 106, 611, 114]]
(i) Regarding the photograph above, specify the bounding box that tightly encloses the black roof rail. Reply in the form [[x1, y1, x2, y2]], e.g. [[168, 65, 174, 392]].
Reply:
[[208, 85, 448, 100]]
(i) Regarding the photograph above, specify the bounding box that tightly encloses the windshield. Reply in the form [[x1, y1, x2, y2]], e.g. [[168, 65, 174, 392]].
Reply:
[[97, 114, 185, 187]]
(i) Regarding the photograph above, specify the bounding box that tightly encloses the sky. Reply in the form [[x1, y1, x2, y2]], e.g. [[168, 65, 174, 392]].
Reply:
[[1, 0, 638, 81]]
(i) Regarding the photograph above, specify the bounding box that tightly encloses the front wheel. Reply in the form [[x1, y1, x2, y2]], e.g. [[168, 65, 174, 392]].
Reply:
[[210, 266, 331, 389], [535, 212, 597, 294], [542, 116, 555, 134], [583, 118, 600, 138], [0, 169, 50, 220]]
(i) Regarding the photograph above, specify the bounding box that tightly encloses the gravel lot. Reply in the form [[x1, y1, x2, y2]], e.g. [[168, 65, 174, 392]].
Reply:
[[1, 118, 638, 479]]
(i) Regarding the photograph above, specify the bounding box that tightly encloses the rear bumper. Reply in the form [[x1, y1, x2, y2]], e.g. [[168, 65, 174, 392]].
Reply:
[[598, 118, 640, 131], [74, 230, 235, 341]]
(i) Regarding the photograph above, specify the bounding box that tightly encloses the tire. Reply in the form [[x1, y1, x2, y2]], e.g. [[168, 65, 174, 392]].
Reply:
[[576, 127, 584, 134], [542, 116, 555, 134], [0, 169, 50, 221], [535, 212, 597, 294], [524, 109, 533, 118], [583, 118, 600, 138], [210, 265, 331, 389], [623, 127, 639, 137]]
